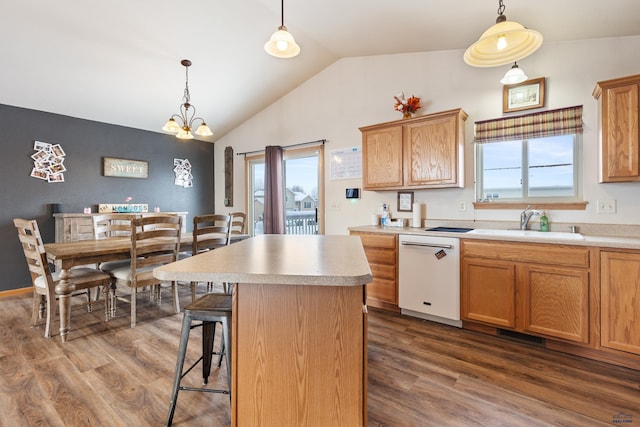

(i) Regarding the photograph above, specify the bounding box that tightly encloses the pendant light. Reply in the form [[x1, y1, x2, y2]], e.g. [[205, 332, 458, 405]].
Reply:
[[264, 0, 300, 58], [162, 59, 212, 140], [500, 62, 528, 85], [464, 0, 543, 67]]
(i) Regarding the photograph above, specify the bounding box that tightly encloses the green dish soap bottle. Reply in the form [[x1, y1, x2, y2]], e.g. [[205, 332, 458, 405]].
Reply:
[[540, 210, 549, 232]]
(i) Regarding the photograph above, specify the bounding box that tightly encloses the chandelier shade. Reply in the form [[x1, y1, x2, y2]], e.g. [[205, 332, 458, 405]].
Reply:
[[464, 0, 543, 67], [265, 0, 300, 58], [500, 62, 528, 85], [162, 59, 212, 140]]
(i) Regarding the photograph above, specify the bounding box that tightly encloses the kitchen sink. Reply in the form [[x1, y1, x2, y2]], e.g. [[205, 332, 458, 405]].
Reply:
[[467, 229, 585, 240]]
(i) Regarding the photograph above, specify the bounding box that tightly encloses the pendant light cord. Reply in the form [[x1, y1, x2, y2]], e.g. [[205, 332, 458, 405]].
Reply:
[[280, 0, 285, 27]]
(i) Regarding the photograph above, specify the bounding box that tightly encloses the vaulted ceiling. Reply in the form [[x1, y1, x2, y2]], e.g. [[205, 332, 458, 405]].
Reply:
[[2, 0, 639, 142]]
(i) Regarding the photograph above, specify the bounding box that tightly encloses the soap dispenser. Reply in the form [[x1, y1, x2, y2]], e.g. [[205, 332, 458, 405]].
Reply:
[[540, 210, 549, 232]]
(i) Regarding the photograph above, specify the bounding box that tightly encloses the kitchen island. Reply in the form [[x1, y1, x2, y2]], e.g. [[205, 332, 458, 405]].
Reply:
[[154, 234, 373, 426]]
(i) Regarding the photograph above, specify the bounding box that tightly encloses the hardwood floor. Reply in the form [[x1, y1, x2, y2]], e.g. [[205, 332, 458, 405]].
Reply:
[[0, 288, 638, 426]]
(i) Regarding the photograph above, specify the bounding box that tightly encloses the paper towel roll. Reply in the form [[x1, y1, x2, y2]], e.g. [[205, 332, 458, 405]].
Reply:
[[412, 203, 422, 228]]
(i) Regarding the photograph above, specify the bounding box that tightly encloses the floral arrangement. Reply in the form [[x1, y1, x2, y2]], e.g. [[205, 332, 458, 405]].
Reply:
[[394, 92, 421, 117]]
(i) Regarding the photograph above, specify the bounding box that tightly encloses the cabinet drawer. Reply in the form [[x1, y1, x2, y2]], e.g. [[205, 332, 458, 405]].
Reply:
[[357, 233, 397, 249], [367, 278, 397, 303], [462, 240, 589, 268], [363, 247, 396, 265], [370, 263, 396, 281]]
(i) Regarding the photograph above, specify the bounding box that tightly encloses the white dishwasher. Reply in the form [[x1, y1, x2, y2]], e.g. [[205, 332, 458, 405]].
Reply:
[[398, 234, 462, 327]]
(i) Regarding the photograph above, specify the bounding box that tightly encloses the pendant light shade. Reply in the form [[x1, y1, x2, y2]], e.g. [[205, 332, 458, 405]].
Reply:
[[464, 0, 543, 67], [265, 0, 300, 58], [500, 62, 528, 85]]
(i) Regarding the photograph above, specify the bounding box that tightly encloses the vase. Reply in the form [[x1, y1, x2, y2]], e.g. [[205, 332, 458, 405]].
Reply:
[[403, 112, 413, 119]]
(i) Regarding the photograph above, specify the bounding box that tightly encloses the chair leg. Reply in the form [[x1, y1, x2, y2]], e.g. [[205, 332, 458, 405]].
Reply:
[[130, 287, 137, 328], [202, 321, 217, 384], [172, 282, 180, 313], [86, 289, 93, 313], [221, 316, 232, 399], [167, 312, 193, 426], [44, 289, 56, 339], [31, 293, 41, 326], [190, 281, 197, 302], [102, 283, 111, 321]]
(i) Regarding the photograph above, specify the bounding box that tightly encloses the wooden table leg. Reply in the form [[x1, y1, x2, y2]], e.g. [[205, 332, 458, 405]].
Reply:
[[54, 266, 76, 343]]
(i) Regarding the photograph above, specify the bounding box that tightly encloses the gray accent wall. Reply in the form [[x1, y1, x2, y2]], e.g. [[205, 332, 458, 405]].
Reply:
[[1, 104, 214, 292]]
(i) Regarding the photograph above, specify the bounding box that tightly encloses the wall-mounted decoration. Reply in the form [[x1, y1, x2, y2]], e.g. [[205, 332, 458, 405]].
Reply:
[[503, 77, 545, 113], [98, 203, 149, 213], [330, 147, 362, 180], [103, 157, 148, 179], [224, 146, 233, 206], [173, 158, 193, 188], [30, 140, 66, 183], [397, 191, 414, 212]]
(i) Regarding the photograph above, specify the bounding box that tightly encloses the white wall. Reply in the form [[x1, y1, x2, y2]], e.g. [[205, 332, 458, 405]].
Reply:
[[215, 36, 640, 235]]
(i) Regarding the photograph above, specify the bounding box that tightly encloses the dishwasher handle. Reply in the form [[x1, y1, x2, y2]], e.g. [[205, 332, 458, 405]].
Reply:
[[401, 241, 453, 250]]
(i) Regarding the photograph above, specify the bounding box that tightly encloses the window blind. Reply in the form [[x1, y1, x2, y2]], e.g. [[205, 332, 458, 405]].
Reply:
[[474, 105, 583, 144]]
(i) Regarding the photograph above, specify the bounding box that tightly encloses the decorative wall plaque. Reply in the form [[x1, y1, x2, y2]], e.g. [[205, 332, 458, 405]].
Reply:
[[103, 157, 148, 179]]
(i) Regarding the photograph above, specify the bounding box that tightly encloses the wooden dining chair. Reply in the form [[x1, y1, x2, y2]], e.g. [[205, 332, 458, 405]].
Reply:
[[189, 214, 232, 300], [13, 218, 112, 337], [92, 214, 134, 303], [108, 215, 182, 328], [229, 212, 246, 235]]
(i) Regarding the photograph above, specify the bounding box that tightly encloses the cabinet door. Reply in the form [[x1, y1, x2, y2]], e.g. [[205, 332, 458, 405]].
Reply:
[[521, 265, 589, 343], [68, 217, 95, 241], [600, 82, 640, 182], [461, 257, 516, 328], [404, 113, 462, 187], [601, 251, 640, 355], [362, 126, 403, 189]]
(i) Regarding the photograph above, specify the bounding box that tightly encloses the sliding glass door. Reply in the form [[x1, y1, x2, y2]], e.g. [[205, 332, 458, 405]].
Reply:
[[246, 145, 324, 236]]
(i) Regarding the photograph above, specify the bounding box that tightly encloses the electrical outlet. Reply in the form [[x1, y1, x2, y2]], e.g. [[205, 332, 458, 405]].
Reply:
[[458, 201, 466, 212], [597, 199, 617, 214]]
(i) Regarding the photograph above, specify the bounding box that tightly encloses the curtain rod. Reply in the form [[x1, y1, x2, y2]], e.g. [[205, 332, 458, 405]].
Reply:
[[236, 139, 326, 156]]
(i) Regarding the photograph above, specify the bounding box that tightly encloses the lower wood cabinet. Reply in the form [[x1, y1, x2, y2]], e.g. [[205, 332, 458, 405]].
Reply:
[[54, 212, 188, 242], [600, 250, 640, 355], [350, 231, 398, 312], [461, 240, 591, 344]]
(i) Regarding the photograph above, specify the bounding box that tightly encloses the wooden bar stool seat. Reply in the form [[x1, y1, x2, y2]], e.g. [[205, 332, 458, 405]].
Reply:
[[166, 293, 232, 426]]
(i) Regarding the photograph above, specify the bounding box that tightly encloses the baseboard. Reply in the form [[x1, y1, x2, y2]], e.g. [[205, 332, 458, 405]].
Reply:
[[0, 287, 31, 299]]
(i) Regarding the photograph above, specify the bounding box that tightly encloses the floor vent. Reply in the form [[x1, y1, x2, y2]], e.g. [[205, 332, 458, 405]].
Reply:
[[498, 329, 545, 346]]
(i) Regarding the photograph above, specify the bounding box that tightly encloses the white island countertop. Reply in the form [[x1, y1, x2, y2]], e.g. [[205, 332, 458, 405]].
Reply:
[[154, 234, 373, 286]]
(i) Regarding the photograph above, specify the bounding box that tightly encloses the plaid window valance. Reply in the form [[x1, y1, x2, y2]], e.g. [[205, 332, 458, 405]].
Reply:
[[474, 105, 583, 143]]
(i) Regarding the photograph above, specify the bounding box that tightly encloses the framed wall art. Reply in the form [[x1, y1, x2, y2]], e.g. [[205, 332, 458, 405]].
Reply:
[[103, 157, 148, 179], [503, 77, 545, 113], [397, 191, 414, 212]]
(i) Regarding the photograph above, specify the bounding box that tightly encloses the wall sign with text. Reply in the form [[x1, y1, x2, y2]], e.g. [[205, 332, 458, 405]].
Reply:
[[103, 157, 148, 179]]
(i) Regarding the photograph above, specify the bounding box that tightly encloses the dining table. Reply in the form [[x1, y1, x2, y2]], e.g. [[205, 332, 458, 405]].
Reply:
[[44, 233, 247, 342]]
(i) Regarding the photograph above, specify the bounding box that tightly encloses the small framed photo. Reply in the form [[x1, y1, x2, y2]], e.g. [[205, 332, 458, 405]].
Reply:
[[397, 191, 414, 212], [503, 77, 545, 113]]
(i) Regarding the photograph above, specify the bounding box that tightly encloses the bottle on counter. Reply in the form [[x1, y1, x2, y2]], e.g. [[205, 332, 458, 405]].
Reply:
[[381, 203, 389, 226], [540, 210, 549, 232]]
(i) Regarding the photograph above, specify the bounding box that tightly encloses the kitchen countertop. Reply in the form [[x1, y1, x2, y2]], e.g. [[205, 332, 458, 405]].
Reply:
[[154, 234, 373, 286], [349, 223, 640, 250]]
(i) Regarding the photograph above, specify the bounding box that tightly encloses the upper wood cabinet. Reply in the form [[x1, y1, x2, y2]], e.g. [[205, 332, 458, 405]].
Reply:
[[593, 74, 640, 183], [360, 108, 467, 190]]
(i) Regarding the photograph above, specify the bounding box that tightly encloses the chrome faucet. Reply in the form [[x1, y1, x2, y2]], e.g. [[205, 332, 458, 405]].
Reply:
[[520, 205, 541, 230]]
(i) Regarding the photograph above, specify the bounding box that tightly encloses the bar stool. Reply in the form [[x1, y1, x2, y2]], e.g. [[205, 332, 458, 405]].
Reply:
[[166, 293, 232, 426]]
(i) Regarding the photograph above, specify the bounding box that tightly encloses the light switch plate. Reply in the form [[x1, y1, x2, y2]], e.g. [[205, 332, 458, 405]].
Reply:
[[597, 200, 616, 214]]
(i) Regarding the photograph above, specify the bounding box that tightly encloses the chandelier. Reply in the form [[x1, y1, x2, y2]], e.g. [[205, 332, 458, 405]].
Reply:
[[162, 59, 212, 140], [464, 0, 543, 68]]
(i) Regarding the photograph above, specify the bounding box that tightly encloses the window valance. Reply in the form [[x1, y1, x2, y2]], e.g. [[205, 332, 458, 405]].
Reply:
[[474, 105, 583, 144]]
